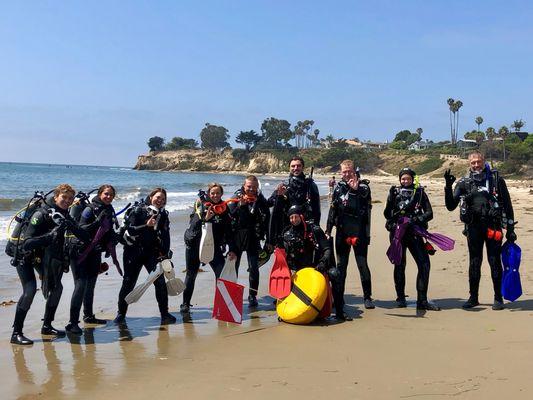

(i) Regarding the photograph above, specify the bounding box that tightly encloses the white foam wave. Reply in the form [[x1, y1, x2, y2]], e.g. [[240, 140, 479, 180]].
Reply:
[[117, 191, 141, 201], [166, 191, 198, 198]]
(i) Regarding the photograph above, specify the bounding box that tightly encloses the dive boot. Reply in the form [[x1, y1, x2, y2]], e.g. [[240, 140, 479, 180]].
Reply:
[[83, 315, 107, 325], [10, 332, 33, 346], [364, 298, 375, 309], [416, 300, 441, 311], [248, 295, 258, 308], [113, 313, 126, 324], [396, 297, 407, 308], [492, 300, 504, 311], [462, 297, 480, 309], [335, 312, 353, 321], [41, 325, 66, 337], [65, 323, 83, 335], [161, 313, 177, 325]]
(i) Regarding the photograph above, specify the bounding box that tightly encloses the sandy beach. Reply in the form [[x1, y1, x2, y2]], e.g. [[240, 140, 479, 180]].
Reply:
[[1, 175, 532, 399]]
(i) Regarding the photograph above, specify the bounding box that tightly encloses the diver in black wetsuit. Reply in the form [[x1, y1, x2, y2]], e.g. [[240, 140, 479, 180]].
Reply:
[[269, 156, 320, 247], [66, 184, 118, 335], [282, 205, 331, 272], [227, 175, 270, 308], [444, 150, 516, 310], [10, 184, 88, 345], [114, 188, 176, 325], [326, 159, 374, 317], [384, 168, 440, 311], [181, 183, 234, 314]]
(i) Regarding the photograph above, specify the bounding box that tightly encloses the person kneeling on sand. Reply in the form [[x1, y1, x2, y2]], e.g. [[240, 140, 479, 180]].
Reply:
[[444, 150, 516, 310]]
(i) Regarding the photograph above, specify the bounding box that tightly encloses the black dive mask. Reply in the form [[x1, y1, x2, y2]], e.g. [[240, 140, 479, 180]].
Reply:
[[283, 228, 304, 255], [399, 187, 414, 200], [470, 170, 485, 183]]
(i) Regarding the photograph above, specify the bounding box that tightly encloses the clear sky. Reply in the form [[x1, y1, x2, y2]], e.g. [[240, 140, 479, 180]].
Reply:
[[1, 0, 532, 166]]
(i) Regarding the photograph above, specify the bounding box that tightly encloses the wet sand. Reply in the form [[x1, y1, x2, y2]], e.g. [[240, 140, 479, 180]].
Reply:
[[1, 176, 533, 399]]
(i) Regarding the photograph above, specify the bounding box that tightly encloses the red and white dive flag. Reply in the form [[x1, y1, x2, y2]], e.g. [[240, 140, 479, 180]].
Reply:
[[212, 278, 244, 324]]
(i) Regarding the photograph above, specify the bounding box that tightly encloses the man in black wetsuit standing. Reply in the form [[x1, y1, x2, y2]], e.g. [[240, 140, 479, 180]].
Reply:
[[326, 159, 374, 318], [444, 150, 516, 310], [269, 157, 320, 247]]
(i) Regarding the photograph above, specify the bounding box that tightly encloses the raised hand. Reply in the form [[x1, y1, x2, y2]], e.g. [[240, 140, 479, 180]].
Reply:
[[444, 169, 456, 187]]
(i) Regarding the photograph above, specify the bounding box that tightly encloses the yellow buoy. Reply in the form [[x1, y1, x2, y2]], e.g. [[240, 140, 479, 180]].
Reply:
[[276, 267, 327, 325]]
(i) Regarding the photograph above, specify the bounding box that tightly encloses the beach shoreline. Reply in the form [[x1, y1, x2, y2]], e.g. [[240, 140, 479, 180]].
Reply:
[[0, 175, 532, 399]]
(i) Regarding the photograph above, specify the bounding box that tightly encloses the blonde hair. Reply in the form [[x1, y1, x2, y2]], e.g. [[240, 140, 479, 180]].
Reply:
[[340, 159, 354, 169]]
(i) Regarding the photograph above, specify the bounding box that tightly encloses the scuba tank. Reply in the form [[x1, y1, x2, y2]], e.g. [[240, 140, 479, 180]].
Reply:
[[5, 190, 54, 266], [69, 189, 97, 223]]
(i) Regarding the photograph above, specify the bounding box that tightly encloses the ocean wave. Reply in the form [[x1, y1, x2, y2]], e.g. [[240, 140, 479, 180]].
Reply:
[[116, 191, 142, 201], [166, 191, 198, 198], [0, 198, 34, 212]]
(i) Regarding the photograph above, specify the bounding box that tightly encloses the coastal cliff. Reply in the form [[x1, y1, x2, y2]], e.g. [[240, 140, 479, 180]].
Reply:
[[134, 149, 472, 177], [134, 149, 287, 173]]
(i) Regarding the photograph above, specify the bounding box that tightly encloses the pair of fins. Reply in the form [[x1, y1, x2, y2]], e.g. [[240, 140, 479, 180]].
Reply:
[[269, 248, 291, 299], [125, 259, 185, 304], [502, 241, 522, 302]]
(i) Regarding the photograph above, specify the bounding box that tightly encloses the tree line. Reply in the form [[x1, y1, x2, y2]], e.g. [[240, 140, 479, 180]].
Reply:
[[147, 118, 323, 152]]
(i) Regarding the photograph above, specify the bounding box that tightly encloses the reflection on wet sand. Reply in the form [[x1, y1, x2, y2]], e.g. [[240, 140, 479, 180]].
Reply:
[[12, 341, 65, 399]]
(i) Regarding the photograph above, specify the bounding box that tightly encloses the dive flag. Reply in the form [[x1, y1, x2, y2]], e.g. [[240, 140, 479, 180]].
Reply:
[[213, 279, 244, 324]]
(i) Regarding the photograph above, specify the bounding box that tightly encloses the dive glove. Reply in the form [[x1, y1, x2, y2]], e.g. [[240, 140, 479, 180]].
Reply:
[[506, 228, 517, 243], [444, 169, 456, 187]]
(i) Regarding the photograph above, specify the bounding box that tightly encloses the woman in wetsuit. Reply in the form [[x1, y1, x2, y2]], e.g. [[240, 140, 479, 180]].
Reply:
[[66, 184, 118, 334], [114, 188, 175, 325], [181, 183, 234, 315], [384, 168, 440, 311]]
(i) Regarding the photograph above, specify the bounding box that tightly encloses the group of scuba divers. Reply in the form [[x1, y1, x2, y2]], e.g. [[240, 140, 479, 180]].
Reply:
[[7, 150, 517, 346]]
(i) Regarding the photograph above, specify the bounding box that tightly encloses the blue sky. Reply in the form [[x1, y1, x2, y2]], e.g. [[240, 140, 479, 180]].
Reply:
[[1, 1, 532, 166]]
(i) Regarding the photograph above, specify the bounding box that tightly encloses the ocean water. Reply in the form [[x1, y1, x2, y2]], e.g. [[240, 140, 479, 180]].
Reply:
[[0, 161, 329, 242], [0, 161, 329, 305]]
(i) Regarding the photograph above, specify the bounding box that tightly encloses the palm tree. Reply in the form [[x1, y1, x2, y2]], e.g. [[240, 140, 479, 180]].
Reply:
[[485, 127, 496, 166], [498, 126, 510, 161], [313, 129, 320, 148], [447, 98, 455, 144], [511, 119, 525, 132], [447, 98, 463, 145], [453, 100, 463, 145], [475, 116, 483, 133], [416, 127, 423, 138]]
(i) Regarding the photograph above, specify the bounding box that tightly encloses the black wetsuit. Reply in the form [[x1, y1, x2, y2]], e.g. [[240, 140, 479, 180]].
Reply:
[[384, 185, 433, 303], [445, 170, 514, 302], [13, 202, 87, 334], [182, 199, 234, 307], [117, 202, 171, 316], [326, 180, 373, 311], [68, 197, 117, 324], [227, 189, 270, 298], [269, 174, 320, 246], [282, 221, 330, 271]]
